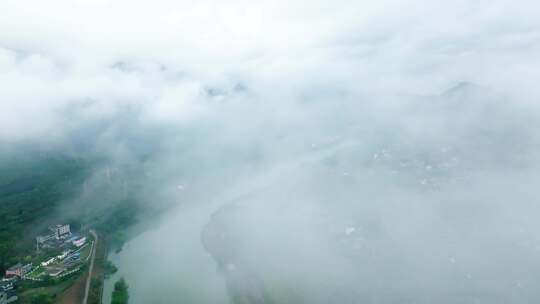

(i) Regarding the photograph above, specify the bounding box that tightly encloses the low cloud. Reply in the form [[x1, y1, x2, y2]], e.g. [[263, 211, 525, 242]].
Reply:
[[2, 0, 540, 303]]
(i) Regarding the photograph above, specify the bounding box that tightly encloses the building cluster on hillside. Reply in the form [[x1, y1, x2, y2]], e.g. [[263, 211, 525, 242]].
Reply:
[[4, 263, 32, 278], [0, 279, 17, 304], [73, 237, 86, 247], [35, 224, 88, 251], [1, 260, 32, 303], [1, 223, 88, 301], [36, 224, 72, 250]]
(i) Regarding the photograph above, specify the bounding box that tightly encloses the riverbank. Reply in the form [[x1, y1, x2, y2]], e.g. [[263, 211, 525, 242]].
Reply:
[[102, 200, 231, 304], [58, 233, 99, 304], [86, 230, 107, 304], [201, 205, 274, 304], [59, 230, 107, 304]]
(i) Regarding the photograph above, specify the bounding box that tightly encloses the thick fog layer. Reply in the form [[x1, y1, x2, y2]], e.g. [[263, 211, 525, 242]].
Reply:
[[2, 0, 540, 303]]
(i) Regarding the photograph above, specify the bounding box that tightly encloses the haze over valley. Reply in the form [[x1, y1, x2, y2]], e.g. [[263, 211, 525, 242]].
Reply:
[[1, 1, 540, 303]]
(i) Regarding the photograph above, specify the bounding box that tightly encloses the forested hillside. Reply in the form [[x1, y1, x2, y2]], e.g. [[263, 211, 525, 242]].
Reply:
[[0, 147, 144, 274], [0, 151, 89, 273]]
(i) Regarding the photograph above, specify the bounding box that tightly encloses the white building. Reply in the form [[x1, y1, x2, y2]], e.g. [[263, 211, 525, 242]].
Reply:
[[49, 269, 64, 277], [41, 258, 56, 267], [0, 291, 17, 304], [0, 281, 13, 292], [73, 237, 86, 247], [57, 250, 71, 260], [51, 224, 71, 239], [37, 224, 72, 249]]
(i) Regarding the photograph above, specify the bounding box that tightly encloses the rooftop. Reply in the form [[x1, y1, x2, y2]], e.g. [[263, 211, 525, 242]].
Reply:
[[0, 280, 12, 287], [6, 263, 22, 271]]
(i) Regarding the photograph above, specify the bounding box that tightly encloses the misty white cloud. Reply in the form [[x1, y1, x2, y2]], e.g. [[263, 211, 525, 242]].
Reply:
[[1, 0, 539, 142], [2, 2, 540, 302]]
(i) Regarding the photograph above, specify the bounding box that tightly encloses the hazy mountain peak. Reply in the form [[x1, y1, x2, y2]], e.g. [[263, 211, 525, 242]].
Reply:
[[442, 81, 487, 97]]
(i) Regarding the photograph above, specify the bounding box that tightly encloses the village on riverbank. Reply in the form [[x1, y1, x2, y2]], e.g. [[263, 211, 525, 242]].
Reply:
[[1, 224, 93, 303]]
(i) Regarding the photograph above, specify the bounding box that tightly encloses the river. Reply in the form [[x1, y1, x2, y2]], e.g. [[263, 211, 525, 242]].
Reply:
[[102, 200, 232, 304]]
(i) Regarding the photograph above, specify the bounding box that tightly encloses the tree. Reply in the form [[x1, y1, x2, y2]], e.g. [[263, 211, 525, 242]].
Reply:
[[31, 293, 54, 304], [111, 277, 129, 304], [103, 260, 118, 278], [42, 274, 54, 285]]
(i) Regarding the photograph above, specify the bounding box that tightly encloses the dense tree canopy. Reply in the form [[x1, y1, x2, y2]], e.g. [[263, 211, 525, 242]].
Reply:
[[111, 277, 129, 304]]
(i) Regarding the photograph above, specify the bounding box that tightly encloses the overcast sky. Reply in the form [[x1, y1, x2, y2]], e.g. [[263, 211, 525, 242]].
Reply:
[[1, 0, 539, 141]]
